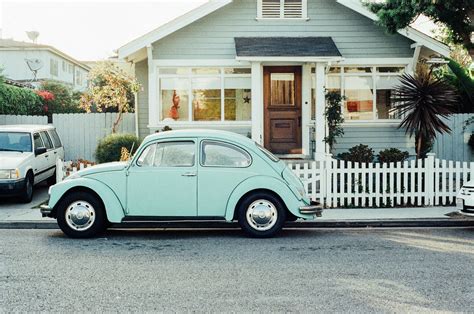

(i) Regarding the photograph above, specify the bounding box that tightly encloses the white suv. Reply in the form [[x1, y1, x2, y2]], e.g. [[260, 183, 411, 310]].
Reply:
[[0, 125, 64, 203]]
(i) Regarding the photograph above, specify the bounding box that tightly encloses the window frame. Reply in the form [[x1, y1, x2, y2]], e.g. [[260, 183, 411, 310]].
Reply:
[[257, 0, 308, 20], [157, 67, 252, 123], [135, 140, 197, 168], [199, 140, 252, 168]]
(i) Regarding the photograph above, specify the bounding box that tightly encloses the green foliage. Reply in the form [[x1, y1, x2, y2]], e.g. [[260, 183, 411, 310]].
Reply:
[[337, 144, 374, 163], [366, 0, 474, 54], [324, 91, 345, 152], [0, 83, 43, 115], [439, 59, 474, 113], [378, 148, 410, 163], [38, 80, 84, 113], [468, 134, 474, 150], [95, 133, 141, 164]]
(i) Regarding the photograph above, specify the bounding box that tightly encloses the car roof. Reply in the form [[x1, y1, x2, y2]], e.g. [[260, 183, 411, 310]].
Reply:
[[145, 129, 256, 147], [0, 124, 55, 132]]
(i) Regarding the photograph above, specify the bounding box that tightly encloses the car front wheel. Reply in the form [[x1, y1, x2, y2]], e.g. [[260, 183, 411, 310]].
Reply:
[[56, 192, 106, 238], [19, 173, 34, 203], [238, 192, 287, 238]]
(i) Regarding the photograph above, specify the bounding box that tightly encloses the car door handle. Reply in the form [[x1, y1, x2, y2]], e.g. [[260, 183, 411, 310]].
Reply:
[[44, 154, 49, 158], [181, 172, 197, 177]]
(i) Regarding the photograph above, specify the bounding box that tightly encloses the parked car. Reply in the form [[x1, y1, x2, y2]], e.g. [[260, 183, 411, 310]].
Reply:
[[0, 125, 64, 203], [41, 129, 322, 238], [456, 181, 474, 217]]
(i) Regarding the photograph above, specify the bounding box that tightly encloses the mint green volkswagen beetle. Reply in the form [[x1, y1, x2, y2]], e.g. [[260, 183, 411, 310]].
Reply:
[[41, 130, 322, 238]]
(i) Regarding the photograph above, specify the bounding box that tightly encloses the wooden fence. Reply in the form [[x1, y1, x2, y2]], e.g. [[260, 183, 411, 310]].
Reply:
[[432, 113, 474, 162], [0, 113, 136, 161], [287, 153, 473, 208]]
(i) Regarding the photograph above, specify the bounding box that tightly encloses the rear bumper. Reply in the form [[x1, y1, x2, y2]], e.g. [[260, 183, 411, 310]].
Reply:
[[299, 201, 323, 217], [40, 204, 53, 218], [459, 208, 474, 217], [0, 178, 25, 197]]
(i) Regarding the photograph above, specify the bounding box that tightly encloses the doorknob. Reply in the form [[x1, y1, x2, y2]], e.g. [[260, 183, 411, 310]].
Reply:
[[182, 172, 197, 177]]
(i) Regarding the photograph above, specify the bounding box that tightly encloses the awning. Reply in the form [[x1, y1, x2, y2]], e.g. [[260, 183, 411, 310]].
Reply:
[[234, 37, 342, 62]]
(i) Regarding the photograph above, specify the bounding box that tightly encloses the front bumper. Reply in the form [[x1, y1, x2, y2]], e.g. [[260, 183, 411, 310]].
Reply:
[[299, 201, 323, 217], [0, 178, 25, 197], [40, 204, 53, 218]]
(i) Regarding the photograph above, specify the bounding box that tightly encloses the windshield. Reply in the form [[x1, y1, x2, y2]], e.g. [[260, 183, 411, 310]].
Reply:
[[0, 132, 32, 153], [255, 143, 279, 162]]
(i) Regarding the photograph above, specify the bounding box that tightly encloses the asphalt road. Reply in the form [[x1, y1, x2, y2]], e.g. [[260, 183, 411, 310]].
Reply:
[[1, 228, 473, 312]]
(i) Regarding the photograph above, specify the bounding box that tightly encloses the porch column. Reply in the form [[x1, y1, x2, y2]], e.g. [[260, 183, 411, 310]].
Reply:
[[147, 45, 159, 127], [314, 62, 326, 160], [251, 62, 263, 144]]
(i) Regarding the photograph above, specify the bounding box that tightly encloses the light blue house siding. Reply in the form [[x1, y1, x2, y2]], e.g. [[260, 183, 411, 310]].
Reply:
[[152, 0, 414, 59]]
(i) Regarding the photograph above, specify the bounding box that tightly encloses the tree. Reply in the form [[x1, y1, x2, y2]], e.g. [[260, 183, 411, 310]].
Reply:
[[80, 61, 140, 133], [391, 65, 459, 158], [367, 0, 474, 58], [324, 91, 345, 153], [38, 80, 84, 114]]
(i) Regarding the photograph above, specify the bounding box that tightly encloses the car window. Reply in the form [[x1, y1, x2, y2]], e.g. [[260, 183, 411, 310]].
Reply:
[[40, 131, 53, 150], [0, 132, 32, 152], [48, 129, 62, 148], [33, 133, 44, 149], [137, 141, 195, 167], [201, 141, 251, 167]]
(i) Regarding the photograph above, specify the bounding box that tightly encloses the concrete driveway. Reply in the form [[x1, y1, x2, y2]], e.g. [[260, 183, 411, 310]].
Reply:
[[0, 181, 49, 221]]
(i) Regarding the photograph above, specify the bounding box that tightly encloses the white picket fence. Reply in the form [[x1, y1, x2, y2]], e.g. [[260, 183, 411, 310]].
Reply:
[[56, 159, 95, 182], [287, 153, 473, 208]]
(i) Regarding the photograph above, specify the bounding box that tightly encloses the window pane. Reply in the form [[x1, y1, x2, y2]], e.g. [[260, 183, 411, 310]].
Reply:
[[224, 77, 251, 121], [40, 132, 53, 149], [192, 78, 221, 121], [159, 68, 190, 75], [224, 68, 251, 74], [0, 132, 32, 152], [376, 76, 402, 119], [192, 68, 220, 75], [202, 141, 251, 167], [49, 130, 62, 148], [161, 78, 190, 121], [154, 142, 195, 167], [271, 73, 295, 106], [378, 67, 405, 73], [137, 144, 157, 167], [344, 76, 374, 120], [33, 133, 44, 149], [344, 67, 372, 74], [327, 67, 341, 74]]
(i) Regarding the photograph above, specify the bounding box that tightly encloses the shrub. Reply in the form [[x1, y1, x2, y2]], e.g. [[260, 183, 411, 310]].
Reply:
[[337, 144, 374, 163], [378, 148, 410, 163], [95, 133, 141, 164], [0, 83, 43, 115], [38, 80, 84, 114]]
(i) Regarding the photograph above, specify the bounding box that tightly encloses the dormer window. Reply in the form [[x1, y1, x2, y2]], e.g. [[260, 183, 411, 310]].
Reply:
[[257, 0, 308, 19]]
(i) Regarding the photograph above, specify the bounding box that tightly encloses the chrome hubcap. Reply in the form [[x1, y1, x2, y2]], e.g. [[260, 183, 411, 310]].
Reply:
[[246, 199, 278, 231], [65, 201, 95, 231]]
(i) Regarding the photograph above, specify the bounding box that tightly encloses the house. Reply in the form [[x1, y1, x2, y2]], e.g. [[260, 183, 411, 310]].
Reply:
[[0, 38, 90, 91], [118, 0, 450, 159]]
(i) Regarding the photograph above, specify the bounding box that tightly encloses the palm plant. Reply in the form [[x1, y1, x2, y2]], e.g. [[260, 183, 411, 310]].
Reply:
[[391, 68, 459, 158]]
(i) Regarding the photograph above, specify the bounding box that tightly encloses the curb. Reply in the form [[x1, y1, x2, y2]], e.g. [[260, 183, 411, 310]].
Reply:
[[0, 219, 473, 230]]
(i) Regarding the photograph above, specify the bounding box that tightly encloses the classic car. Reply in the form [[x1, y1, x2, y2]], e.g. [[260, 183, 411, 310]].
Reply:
[[41, 129, 322, 238], [456, 180, 474, 217]]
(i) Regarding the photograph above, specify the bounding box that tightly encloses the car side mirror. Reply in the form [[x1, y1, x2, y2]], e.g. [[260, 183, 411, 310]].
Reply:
[[35, 147, 47, 156]]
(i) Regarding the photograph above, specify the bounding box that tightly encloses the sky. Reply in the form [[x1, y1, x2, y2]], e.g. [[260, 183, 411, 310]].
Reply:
[[0, 0, 436, 62], [0, 0, 207, 61]]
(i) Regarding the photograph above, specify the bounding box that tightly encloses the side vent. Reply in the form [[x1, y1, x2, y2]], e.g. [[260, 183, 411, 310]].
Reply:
[[260, 0, 305, 19], [283, 0, 303, 18], [262, 0, 281, 18]]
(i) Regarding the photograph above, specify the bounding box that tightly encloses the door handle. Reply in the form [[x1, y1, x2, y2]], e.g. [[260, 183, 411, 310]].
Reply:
[[181, 172, 197, 177], [44, 155, 49, 158]]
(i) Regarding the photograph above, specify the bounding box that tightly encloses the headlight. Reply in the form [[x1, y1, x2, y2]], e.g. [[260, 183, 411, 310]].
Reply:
[[0, 169, 20, 179], [460, 187, 473, 196]]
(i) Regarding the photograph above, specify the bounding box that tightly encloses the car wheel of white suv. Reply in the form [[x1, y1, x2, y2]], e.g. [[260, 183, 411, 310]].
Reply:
[[20, 173, 34, 203]]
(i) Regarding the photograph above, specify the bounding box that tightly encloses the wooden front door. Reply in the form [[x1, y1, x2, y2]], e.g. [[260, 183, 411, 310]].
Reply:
[[264, 66, 302, 154]]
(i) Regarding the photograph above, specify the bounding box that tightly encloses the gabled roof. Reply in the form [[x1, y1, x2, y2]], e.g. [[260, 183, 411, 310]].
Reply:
[[0, 38, 91, 71], [118, 0, 450, 60], [335, 0, 450, 57]]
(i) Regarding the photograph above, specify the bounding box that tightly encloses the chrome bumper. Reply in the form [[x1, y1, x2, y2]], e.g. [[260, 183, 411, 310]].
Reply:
[[40, 204, 53, 218], [299, 201, 323, 217], [459, 209, 474, 217]]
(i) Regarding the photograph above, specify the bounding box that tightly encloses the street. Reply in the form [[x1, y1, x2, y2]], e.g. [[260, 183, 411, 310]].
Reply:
[[1, 228, 473, 312]]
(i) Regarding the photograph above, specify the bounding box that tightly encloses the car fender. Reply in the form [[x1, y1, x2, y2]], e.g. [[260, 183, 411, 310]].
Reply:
[[224, 175, 311, 221], [48, 177, 126, 223]]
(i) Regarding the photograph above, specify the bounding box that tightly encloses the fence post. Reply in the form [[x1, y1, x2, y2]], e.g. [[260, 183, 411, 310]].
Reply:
[[56, 159, 63, 183], [325, 153, 333, 208], [425, 153, 435, 206]]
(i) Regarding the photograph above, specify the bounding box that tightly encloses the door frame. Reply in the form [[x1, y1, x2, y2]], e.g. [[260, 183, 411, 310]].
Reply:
[[263, 65, 303, 155]]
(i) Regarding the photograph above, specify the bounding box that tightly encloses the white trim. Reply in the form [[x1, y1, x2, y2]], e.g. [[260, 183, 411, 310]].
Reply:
[[314, 62, 326, 161], [337, 58, 411, 66], [118, 0, 233, 59], [152, 59, 250, 67], [236, 56, 344, 62], [147, 46, 159, 126], [255, 18, 310, 21], [251, 62, 264, 144], [342, 121, 401, 127], [148, 121, 251, 128], [301, 63, 312, 156], [257, 0, 308, 20], [408, 44, 422, 74], [336, 0, 450, 57]]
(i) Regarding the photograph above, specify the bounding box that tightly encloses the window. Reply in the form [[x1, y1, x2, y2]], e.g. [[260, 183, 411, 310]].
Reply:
[[76, 70, 82, 86], [137, 142, 195, 167], [271, 73, 295, 106], [33, 133, 44, 149], [48, 130, 62, 148], [62, 61, 67, 72], [311, 66, 405, 121], [68, 64, 73, 74], [50, 59, 59, 76], [258, 0, 307, 19], [201, 141, 251, 167], [0, 132, 32, 152], [158, 67, 252, 122], [40, 131, 53, 150]]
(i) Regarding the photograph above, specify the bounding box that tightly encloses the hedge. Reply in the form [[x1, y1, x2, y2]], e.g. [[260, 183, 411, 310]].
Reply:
[[0, 83, 43, 115]]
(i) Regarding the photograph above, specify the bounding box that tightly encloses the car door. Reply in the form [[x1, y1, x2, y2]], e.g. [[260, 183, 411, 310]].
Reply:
[[47, 129, 64, 161], [39, 131, 55, 179], [197, 140, 254, 217], [32, 132, 49, 183], [126, 139, 198, 217]]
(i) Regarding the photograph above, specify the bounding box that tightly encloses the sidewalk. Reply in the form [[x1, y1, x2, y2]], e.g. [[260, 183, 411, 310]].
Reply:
[[0, 204, 472, 229]]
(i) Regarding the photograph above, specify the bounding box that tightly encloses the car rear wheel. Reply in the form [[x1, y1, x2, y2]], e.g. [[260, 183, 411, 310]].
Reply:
[[56, 192, 106, 238], [19, 173, 34, 203], [237, 192, 287, 238]]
